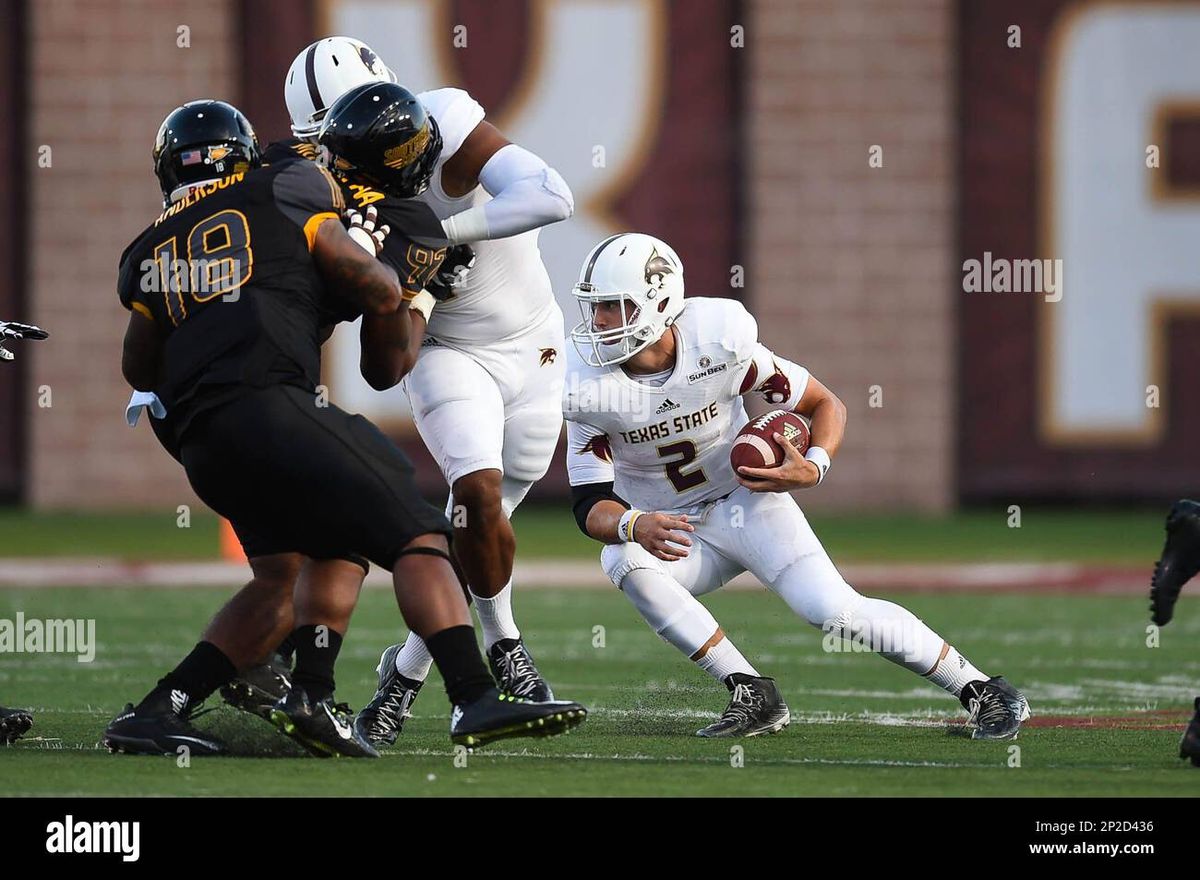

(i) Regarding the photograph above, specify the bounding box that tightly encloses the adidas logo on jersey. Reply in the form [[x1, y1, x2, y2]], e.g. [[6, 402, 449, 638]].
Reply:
[[655, 398, 681, 414]]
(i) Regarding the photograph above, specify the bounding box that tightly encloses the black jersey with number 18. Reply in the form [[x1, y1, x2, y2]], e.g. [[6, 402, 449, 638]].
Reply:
[[117, 161, 352, 427]]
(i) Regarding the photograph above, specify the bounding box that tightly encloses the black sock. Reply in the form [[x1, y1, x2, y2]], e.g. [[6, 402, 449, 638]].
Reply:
[[139, 641, 236, 713], [274, 633, 297, 664], [290, 624, 343, 703], [425, 625, 494, 706]]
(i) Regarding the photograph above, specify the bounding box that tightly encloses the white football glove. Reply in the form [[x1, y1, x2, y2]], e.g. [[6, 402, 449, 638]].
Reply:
[[0, 321, 49, 362], [345, 206, 390, 256]]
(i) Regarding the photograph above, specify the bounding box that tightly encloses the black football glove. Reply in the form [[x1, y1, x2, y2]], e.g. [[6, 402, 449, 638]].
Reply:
[[0, 321, 49, 362], [426, 244, 476, 301]]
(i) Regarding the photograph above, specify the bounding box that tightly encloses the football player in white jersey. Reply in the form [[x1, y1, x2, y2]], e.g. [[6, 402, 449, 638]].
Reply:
[[284, 39, 575, 743], [564, 233, 1031, 739]]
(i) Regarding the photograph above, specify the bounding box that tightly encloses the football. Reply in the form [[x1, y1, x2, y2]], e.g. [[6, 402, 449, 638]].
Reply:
[[730, 409, 810, 472]]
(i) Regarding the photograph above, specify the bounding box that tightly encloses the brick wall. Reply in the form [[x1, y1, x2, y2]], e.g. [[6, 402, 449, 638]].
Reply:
[[26, 0, 235, 509], [22, 0, 956, 512], [747, 0, 956, 511]]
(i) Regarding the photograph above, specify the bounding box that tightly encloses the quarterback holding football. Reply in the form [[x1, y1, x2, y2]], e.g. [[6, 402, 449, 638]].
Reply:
[[564, 233, 1031, 739]]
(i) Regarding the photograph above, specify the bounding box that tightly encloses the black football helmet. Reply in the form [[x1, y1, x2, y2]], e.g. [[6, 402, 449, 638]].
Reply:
[[153, 100, 261, 202], [318, 82, 443, 198]]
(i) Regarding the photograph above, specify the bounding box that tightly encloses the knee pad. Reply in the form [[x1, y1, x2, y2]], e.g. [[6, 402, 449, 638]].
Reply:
[[600, 541, 666, 587]]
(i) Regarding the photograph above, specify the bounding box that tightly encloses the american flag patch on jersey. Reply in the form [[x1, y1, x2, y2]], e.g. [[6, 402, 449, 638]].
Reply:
[[180, 149, 203, 166]]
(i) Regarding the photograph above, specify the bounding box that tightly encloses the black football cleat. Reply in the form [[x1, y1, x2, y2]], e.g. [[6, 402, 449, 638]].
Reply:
[[1181, 697, 1200, 768], [488, 637, 555, 701], [220, 653, 292, 721], [353, 643, 424, 747], [0, 706, 33, 744], [696, 673, 791, 738], [961, 676, 1031, 740], [268, 687, 378, 758], [103, 691, 225, 756], [449, 687, 586, 749], [1150, 499, 1200, 626]]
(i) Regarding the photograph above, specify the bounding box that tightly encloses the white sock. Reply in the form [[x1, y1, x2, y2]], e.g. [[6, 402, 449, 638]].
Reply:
[[695, 636, 759, 684], [925, 643, 988, 698], [393, 634, 433, 682], [474, 580, 521, 648]]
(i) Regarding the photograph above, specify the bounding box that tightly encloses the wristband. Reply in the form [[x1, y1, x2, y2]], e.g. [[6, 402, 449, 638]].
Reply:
[[405, 289, 436, 322], [804, 446, 831, 485], [441, 206, 490, 245], [617, 508, 645, 543]]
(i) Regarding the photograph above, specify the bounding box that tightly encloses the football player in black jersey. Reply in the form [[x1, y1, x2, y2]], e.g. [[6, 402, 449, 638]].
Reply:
[[125, 109, 468, 732], [105, 100, 585, 757]]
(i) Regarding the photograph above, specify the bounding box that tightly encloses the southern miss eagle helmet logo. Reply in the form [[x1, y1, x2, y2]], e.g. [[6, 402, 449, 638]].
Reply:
[[644, 247, 677, 289], [384, 124, 431, 170]]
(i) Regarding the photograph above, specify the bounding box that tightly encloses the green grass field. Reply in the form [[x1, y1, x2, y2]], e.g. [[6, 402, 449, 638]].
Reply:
[[0, 506, 1171, 563], [2, 585, 1197, 796]]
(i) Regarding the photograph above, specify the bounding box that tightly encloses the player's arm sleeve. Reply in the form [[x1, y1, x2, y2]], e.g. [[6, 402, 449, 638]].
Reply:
[[439, 144, 574, 244], [272, 161, 345, 251], [723, 300, 809, 411], [738, 344, 810, 412], [565, 420, 625, 534]]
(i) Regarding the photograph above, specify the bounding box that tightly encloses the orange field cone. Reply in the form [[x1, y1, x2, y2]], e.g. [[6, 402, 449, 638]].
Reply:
[[219, 518, 247, 562]]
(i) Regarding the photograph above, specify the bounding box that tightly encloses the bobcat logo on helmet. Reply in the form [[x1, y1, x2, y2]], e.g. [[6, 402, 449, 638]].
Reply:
[[539, 348, 558, 366], [644, 248, 676, 289], [358, 45, 383, 75]]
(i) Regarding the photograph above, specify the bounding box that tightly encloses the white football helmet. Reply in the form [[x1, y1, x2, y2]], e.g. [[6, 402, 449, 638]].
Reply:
[[570, 233, 686, 367], [284, 37, 397, 139]]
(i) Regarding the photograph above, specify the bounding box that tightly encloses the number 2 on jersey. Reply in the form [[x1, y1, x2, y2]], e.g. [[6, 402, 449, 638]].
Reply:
[[657, 440, 708, 493]]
